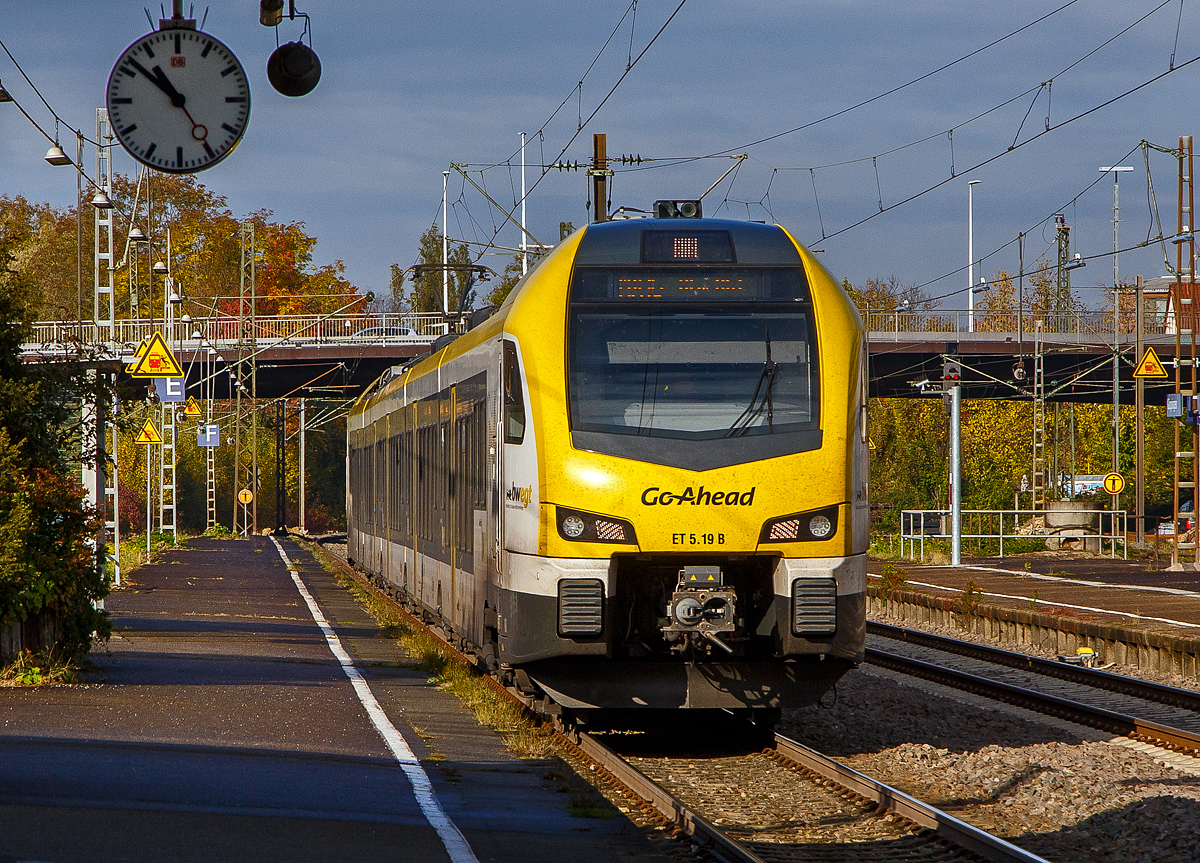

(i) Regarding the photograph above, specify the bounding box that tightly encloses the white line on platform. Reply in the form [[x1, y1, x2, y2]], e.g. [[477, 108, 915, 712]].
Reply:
[[869, 574, 1200, 630], [271, 536, 478, 863], [930, 564, 1200, 599]]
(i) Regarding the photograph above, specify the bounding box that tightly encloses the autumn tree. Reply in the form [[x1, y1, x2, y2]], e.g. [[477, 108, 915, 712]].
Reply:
[[0, 225, 109, 662]]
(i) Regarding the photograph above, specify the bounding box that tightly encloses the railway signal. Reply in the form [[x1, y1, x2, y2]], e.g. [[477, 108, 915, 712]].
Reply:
[[941, 360, 962, 392]]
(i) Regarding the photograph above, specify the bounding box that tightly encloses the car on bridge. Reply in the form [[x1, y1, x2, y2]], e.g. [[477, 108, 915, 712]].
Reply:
[[350, 325, 419, 339]]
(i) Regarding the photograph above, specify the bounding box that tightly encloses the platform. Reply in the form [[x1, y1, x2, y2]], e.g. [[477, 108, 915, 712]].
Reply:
[[0, 537, 666, 863], [870, 553, 1200, 638]]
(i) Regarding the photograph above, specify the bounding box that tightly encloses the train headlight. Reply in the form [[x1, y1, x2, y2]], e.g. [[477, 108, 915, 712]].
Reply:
[[759, 506, 839, 543], [555, 506, 638, 545], [562, 515, 586, 538]]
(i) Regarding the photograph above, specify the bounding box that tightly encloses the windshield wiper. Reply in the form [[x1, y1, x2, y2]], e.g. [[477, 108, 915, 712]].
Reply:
[[725, 326, 779, 437]]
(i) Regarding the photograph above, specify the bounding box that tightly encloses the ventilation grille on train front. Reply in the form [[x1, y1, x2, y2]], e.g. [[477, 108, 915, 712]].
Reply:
[[558, 579, 605, 637], [792, 577, 837, 636]]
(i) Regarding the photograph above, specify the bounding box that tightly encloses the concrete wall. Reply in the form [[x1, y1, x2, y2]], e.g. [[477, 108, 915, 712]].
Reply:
[[868, 586, 1200, 680], [0, 612, 62, 664]]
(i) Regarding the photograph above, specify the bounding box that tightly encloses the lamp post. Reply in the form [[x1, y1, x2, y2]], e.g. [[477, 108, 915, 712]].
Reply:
[[442, 170, 450, 320], [968, 180, 982, 332], [1100, 165, 1134, 513]]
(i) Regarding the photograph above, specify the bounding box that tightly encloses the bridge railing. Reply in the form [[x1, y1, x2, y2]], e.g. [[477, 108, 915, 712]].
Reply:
[[864, 308, 1171, 337], [26, 313, 464, 352]]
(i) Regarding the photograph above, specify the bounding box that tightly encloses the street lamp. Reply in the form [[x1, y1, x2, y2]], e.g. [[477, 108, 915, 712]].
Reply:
[[44, 142, 71, 166], [968, 180, 982, 332]]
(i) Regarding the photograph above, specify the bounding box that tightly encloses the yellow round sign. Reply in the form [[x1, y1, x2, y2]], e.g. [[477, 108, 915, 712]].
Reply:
[[238, 488, 254, 505], [1102, 472, 1125, 495]]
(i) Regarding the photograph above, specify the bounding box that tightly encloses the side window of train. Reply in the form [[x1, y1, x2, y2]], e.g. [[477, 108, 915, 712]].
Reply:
[[503, 340, 526, 444]]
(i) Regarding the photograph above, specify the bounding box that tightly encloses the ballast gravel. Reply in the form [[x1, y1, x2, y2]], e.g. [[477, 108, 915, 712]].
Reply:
[[781, 667, 1200, 863]]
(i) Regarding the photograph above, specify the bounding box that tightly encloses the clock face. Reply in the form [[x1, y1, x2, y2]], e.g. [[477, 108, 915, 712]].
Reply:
[[106, 29, 250, 174]]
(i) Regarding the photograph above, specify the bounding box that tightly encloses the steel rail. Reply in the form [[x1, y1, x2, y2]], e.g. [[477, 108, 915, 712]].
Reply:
[[869, 620, 1200, 712], [574, 732, 766, 863], [771, 733, 1051, 863], [867, 648, 1200, 754], [309, 537, 1052, 863]]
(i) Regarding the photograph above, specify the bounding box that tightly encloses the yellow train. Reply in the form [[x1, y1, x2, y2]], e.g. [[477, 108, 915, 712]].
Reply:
[[347, 216, 867, 717]]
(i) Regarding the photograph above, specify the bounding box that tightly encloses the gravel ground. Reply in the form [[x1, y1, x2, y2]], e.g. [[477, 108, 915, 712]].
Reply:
[[630, 751, 975, 862], [871, 607, 1200, 693], [782, 666, 1200, 863]]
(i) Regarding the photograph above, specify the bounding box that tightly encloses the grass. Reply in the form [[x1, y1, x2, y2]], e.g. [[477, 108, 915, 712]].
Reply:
[[113, 531, 190, 583], [0, 650, 78, 686], [878, 562, 909, 594], [316, 550, 555, 758]]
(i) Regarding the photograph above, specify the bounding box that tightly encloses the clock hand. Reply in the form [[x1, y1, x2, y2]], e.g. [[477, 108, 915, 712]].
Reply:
[[127, 58, 212, 149], [126, 58, 187, 108]]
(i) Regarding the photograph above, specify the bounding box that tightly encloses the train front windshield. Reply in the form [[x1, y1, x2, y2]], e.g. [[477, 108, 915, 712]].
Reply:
[[568, 266, 819, 440]]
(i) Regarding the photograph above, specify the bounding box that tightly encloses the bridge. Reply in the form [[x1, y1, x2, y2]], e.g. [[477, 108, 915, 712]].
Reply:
[[20, 305, 1180, 403], [21, 312, 462, 400], [864, 306, 1177, 403]]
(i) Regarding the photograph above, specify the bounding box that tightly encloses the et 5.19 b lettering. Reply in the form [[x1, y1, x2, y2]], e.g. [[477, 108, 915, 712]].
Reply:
[[672, 532, 725, 546]]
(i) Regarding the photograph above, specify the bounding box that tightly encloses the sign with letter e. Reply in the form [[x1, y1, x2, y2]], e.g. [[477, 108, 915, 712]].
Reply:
[[154, 377, 186, 403], [198, 424, 220, 447]]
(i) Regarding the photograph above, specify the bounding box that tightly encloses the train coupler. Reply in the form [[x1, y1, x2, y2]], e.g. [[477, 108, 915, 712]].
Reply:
[[662, 565, 737, 655]]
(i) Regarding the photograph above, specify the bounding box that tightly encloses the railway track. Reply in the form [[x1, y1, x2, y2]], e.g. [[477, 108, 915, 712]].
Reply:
[[310, 537, 1049, 863], [579, 728, 1049, 863], [866, 621, 1200, 755]]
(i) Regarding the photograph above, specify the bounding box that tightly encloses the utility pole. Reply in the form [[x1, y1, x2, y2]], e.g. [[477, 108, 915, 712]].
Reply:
[[520, 132, 528, 275], [275, 400, 286, 533], [967, 180, 981, 333], [1135, 274, 1145, 545], [442, 170, 450, 319], [591, 133, 609, 224], [1100, 165, 1134, 514], [1172, 137, 1197, 569], [950, 373, 962, 566], [299, 398, 306, 534]]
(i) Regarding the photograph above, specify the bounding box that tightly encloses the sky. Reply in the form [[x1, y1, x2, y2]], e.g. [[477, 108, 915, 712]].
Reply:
[[2, 0, 1200, 313]]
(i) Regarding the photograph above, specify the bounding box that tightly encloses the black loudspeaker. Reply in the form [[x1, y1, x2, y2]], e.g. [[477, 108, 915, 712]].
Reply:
[[267, 42, 321, 97]]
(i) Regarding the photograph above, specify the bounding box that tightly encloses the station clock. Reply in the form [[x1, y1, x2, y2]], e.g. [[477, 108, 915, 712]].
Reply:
[[106, 22, 250, 174]]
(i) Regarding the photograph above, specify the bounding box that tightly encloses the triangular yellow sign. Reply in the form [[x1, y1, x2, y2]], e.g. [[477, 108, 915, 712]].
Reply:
[[1133, 346, 1169, 379], [136, 418, 163, 444], [184, 396, 202, 417], [130, 331, 184, 378], [125, 337, 150, 374]]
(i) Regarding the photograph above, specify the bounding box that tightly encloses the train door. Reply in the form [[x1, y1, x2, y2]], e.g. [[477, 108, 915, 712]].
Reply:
[[448, 385, 459, 633], [501, 339, 538, 554]]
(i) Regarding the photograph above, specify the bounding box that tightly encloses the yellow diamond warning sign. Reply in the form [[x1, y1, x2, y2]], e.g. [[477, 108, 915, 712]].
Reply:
[[130, 332, 184, 378], [136, 418, 163, 444], [1133, 346, 1168, 379], [125, 337, 150, 374], [184, 396, 202, 417]]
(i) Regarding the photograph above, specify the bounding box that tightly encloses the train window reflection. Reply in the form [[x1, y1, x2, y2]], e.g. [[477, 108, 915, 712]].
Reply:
[[569, 309, 818, 440], [503, 340, 526, 444]]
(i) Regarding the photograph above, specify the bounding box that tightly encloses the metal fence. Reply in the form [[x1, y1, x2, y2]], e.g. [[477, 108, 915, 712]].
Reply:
[[864, 308, 1169, 338], [899, 508, 1128, 561], [24, 313, 464, 355]]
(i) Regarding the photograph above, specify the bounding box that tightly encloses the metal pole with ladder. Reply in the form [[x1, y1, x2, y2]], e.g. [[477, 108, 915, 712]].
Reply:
[[1174, 136, 1199, 569], [1031, 322, 1046, 512], [233, 222, 258, 535], [205, 347, 217, 531], [158, 274, 177, 545], [94, 108, 120, 583]]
